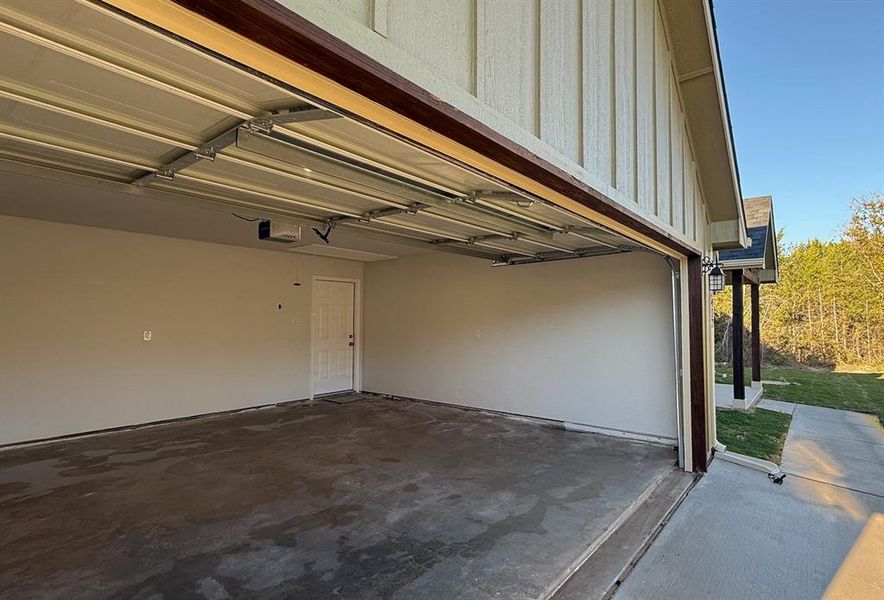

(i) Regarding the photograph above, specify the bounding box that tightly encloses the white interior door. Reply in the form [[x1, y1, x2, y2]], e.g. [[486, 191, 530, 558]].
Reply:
[[312, 279, 355, 395]]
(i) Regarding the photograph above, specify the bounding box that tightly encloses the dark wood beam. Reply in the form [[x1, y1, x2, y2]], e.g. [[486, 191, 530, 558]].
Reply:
[[742, 269, 760, 286], [166, 0, 696, 257], [688, 256, 709, 472], [751, 283, 761, 383], [732, 269, 745, 400]]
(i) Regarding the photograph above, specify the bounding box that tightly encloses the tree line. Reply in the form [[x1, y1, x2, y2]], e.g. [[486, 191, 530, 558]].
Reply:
[[714, 194, 883, 371]]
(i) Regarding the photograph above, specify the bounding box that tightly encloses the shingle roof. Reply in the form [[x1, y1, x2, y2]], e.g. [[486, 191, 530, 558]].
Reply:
[[719, 196, 772, 263]]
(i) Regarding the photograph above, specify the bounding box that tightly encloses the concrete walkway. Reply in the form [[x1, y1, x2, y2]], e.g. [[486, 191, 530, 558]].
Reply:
[[615, 403, 884, 600], [614, 460, 884, 600], [759, 399, 884, 496]]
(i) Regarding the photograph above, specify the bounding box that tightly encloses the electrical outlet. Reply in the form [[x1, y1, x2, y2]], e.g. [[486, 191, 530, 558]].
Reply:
[[143, 330, 152, 341]]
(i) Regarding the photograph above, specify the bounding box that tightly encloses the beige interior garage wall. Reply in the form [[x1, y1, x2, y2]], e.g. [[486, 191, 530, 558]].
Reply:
[[0, 216, 362, 444], [363, 251, 678, 441]]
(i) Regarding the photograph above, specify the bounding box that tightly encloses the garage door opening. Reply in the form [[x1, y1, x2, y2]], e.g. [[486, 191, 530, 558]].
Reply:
[[1, 1, 694, 598]]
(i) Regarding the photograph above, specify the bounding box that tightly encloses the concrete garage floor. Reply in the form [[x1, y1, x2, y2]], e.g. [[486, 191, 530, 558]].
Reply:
[[0, 395, 678, 599]]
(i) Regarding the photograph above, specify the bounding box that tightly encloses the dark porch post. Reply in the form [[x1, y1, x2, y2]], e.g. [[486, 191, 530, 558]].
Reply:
[[688, 255, 709, 472], [751, 283, 761, 384], [732, 269, 745, 400]]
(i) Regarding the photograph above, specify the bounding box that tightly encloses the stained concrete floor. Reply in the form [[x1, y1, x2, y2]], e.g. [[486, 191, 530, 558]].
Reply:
[[0, 395, 677, 600]]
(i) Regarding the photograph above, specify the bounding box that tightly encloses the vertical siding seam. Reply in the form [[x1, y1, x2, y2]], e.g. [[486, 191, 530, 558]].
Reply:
[[609, 0, 617, 189], [668, 72, 677, 228], [581, 0, 587, 170], [665, 64, 672, 225], [632, 0, 638, 204], [370, 0, 388, 37], [577, 0, 585, 168], [535, 0, 542, 138], [651, 0, 658, 216], [471, 0, 479, 97]]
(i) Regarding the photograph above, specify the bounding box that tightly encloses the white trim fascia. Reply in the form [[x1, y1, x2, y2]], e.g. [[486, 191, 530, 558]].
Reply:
[[720, 258, 764, 270]]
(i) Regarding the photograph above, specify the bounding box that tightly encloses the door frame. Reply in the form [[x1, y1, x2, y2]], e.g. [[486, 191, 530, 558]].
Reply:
[[310, 276, 362, 399]]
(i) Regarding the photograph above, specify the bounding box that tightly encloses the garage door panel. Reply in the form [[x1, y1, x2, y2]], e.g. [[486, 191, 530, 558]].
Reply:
[[0, 134, 144, 179], [479, 196, 596, 231], [296, 118, 498, 193], [0, 2, 291, 115], [0, 101, 183, 162], [0, 32, 237, 137], [235, 129, 444, 209], [161, 178, 349, 221], [184, 159, 393, 216], [384, 212, 495, 239]]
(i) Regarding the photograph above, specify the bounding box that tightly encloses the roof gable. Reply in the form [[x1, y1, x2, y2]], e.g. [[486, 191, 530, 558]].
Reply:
[[719, 196, 778, 282]]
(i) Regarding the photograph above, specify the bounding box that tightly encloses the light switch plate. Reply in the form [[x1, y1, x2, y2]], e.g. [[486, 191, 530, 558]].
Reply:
[[143, 330, 152, 341]]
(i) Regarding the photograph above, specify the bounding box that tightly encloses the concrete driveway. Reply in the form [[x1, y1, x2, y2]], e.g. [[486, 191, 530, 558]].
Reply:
[[615, 402, 884, 600]]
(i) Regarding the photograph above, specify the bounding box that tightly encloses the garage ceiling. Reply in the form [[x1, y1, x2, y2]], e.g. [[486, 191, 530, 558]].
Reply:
[[0, 0, 645, 265]]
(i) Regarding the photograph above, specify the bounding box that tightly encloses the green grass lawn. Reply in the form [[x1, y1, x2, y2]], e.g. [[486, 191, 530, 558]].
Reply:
[[716, 366, 884, 425], [716, 408, 792, 464]]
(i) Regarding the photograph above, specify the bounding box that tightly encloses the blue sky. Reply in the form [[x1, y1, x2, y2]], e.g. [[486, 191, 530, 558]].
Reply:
[[713, 0, 884, 245]]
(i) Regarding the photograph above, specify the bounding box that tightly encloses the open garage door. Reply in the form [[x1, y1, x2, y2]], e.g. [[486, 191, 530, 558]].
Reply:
[[0, 0, 645, 265]]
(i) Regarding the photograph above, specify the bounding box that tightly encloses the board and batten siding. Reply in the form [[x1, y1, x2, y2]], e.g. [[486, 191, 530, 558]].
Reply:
[[278, 0, 705, 249]]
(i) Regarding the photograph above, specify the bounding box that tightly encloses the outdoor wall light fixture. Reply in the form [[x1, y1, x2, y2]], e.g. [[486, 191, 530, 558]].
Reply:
[[702, 257, 725, 294]]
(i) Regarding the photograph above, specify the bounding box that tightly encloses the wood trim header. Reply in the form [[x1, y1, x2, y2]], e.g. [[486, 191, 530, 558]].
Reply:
[[169, 0, 696, 257]]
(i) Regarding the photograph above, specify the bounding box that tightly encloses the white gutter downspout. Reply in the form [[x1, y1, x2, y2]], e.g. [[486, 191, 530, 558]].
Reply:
[[713, 442, 783, 477]]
